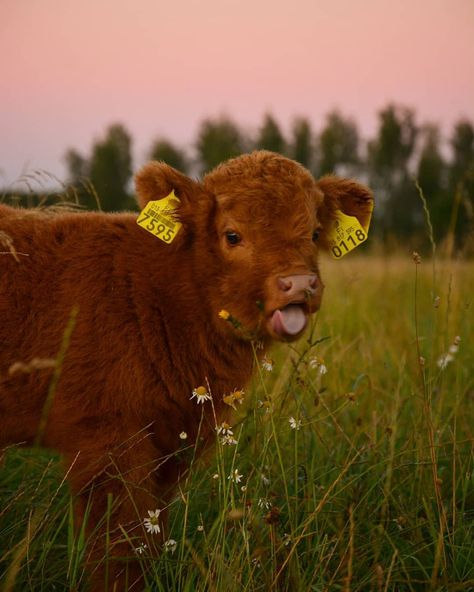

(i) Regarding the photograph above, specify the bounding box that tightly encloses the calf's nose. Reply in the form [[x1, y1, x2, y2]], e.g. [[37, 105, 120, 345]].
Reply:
[[277, 274, 318, 299]]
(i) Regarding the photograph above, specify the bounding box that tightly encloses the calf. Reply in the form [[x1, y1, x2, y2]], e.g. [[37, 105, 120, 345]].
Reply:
[[0, 151, 373, 590]]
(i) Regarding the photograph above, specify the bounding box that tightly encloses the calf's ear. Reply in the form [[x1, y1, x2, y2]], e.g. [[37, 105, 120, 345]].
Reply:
[[135, 162, 200, 210], [316, 175, 374, 250]]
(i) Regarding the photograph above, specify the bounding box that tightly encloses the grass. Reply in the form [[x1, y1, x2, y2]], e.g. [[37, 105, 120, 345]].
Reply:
[[1, 254, 473, 591]]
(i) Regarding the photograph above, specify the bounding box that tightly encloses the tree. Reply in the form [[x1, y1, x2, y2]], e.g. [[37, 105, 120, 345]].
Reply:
[[417, 125, 445, 199], [450, 119, 474, 183], [196, 116, 245, 174], [368, 105, 420, 239], [416, 124, 447, 242], [318, 111, 359, 176], [64, 149, 89, 184], [255, 113, 286, 154], [89, 124, 133, 211], [447, 119, 474, 252], [290, 117, 314, 170], [149, 139, 189, 173], [368, 105, 417, 181]]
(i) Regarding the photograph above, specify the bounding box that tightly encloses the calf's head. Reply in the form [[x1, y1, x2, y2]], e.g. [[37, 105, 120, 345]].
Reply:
[[135, 151, 373, 343]]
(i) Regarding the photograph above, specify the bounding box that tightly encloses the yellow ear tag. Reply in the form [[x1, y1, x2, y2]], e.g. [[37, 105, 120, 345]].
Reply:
[[136, 190, 182, 244], [327, 207, 372, 259]]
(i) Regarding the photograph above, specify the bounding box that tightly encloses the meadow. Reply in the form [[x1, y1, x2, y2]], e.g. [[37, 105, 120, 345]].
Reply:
[[1, 253, 473, 591]]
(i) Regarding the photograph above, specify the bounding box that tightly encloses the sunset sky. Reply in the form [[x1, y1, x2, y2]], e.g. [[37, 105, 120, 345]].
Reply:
[[1, 0, 473, 187]]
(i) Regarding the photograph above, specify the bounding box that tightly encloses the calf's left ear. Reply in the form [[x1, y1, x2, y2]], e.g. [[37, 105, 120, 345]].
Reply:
[[135, 162, 200, 209], [315, 175, 374, 250]]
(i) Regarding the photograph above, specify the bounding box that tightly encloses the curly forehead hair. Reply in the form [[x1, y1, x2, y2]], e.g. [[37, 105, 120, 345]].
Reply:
[[203, 150, 315, 193]]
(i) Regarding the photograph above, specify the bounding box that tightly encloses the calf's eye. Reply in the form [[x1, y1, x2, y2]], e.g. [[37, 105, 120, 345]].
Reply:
[[312, 230, 320, 242], [225, 231, 242, 246]]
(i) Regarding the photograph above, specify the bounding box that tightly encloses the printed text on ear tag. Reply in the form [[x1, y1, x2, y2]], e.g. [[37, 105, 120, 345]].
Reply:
[[328, 210, 369, 259], [136, 190, 182, 244]]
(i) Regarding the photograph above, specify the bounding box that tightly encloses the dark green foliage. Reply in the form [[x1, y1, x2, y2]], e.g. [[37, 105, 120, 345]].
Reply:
[[255, 113, 287, 155], [149, 139, 189, 174], [318, 110, 359, 176], [89, 124, 133, 211], [368, 104, 417, 174], [291, 117, 314, 169], [196, 115, 245, 174], [417, 124, 448, 243], [64, 123, 133, 211], [64, 149, 88, 183], [450, 119, 474, 182], [448, 120, 474, 250], [368, 105, 422, 241]]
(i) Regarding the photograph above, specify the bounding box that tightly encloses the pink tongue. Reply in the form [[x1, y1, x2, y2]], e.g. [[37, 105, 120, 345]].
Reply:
[[271, 305, 307, 336]]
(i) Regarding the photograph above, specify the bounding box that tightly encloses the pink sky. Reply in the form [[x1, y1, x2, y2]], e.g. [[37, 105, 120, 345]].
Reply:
[[1, 0, 473, 187]]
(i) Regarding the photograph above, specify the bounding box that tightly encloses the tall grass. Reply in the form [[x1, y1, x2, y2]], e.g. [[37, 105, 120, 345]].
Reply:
[[1, 254, 473, 591]]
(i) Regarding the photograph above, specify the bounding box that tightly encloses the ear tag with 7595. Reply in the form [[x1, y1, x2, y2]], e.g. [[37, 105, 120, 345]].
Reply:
[[136, 190, 182, 244]]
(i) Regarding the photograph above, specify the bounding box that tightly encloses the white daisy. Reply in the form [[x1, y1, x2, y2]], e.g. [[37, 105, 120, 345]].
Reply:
[[163, 539, 177, 554], [134, 542, 148, 555], [228, 469, 243, 484], [220, 434, 238, 446], [289, 416, 302, 430], [190, 386, 212, 404], [216, 422, 233, 436], [309, 356, 328, 374], [143, 509, 161, 534]]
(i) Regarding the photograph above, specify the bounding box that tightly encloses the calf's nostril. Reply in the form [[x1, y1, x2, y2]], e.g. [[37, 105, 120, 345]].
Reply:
[[278, 277, 293, 292], [309, 276, 318, 289]]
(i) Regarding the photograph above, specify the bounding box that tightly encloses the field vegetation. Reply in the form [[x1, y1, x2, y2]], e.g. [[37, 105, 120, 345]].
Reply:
[[1, 253, 472, 591]]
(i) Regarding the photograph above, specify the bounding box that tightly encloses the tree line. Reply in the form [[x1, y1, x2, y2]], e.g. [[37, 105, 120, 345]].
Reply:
[[58, 105, 474, 254]]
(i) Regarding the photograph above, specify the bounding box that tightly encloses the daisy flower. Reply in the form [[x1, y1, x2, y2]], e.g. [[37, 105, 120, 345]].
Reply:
[[223, 389, 245, 409], [258, 399, 274, 414], [221, 434, 238, 446], [143, 509, 161, 534], [258, 497, 271, 510], [216, 421, 233, 436], [309, 356, 328, 375], [134, 542, 148, 555], [163, 539, 177, 554], [289, 416, 302, 430], [228, 469, 243, 484], [190, 385, 212, 404]]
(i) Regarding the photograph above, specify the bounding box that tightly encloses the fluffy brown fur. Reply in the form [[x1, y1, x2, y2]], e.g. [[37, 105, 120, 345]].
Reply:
[[0, 151, 373, 590]]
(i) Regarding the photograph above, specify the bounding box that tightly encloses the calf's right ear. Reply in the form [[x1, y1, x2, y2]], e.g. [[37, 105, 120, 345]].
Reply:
[[315, 175, 374, 251], [134, 162, 200, 210]]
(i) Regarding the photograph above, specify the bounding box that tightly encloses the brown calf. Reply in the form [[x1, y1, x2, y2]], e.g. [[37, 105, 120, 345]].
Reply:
[[0, 151, 373, 590]]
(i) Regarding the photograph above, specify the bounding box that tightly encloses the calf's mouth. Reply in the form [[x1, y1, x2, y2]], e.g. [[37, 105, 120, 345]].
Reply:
[[269, 303, 308, 340]]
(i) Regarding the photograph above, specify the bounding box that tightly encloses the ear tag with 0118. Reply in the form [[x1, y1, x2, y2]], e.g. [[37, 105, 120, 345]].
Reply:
[[327, 204, 373, 259]]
